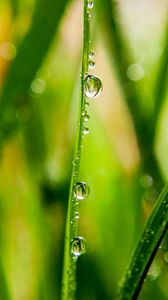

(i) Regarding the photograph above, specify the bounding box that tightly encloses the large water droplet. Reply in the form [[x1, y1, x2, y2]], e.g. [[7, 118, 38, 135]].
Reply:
[[73, 182, 90, 200], [84, 74, 102, 99], [71, 236, 87, 256], [87, 1, 94, 9]]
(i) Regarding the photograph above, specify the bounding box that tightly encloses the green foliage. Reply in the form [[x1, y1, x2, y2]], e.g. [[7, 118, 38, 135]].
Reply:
[[0, 0, 167, 300]]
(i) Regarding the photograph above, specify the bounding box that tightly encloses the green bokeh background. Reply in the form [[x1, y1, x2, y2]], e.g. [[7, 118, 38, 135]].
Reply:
[[0, 0, 167, 299]]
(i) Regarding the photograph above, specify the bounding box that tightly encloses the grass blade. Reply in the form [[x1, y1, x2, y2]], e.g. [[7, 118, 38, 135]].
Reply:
[[152, 24, 168, 135], [95, 0, 164, 187], [0, 259, 11, 300], [116, 184, 168, 300], [95, 0, 143, 136], [61, 0, 91, 299]]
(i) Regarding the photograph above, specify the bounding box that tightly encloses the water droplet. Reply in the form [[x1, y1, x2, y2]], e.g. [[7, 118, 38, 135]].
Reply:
[[89, 51, 94, 59], [89, 60, 95, 69], [75, 212, 79, 219], [84, 114, 90, 122], [82, 110, 86, 116], [71, 236, 87, 256], [85, 101, 89, 107], [73, 182, 90, 200], [87, 1, 94, 9], [83, 127, 89, 134], [84, 74, 102, 99]]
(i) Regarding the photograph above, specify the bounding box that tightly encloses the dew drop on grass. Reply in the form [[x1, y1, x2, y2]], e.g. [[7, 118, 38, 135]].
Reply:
[[73, 182, 90, 200], [83, 127, 89, 134], [84, 114, 90, 122], [82, 110, 86, 116], [84, 74, 102, 98], [89, 51, 94, 59], [75, 212, 79, 219], [71, 236, 87, 256], [87, 1, 94, 9], [89, 60, 95, 69]]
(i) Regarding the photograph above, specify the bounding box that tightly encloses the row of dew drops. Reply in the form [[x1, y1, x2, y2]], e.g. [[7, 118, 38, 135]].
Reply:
[[70, 0, 103, 259]]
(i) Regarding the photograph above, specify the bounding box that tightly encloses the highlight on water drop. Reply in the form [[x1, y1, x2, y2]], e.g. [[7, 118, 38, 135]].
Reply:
[[87, 1, 94, 9], [84, 74, 102, 99], [73, 182, 90, 200], [70, 236, 87, 257]]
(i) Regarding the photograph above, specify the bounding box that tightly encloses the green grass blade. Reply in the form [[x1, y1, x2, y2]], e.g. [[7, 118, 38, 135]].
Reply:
[[0, 259, 11, 300], [95, 0, 164, 187], [61, 1, 91, 299], [116, 184, 168, 300], [95, 0, 143, 135], [9, 0, 19, 17], [152, 24, 168, 134]]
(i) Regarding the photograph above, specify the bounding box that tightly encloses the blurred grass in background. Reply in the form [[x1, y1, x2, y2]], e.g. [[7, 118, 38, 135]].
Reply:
[[0, 0, 167, 299]]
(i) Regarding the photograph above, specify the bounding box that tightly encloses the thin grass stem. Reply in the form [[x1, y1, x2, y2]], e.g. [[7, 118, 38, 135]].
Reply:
[[61, 1, 90, 299]]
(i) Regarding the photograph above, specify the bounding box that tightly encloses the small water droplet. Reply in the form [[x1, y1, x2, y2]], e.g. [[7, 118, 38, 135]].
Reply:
[[83, 127, 89, 134], [89, 60, 95, 69], [85, 101, 89, 107], [84, 74, 102, 99], [73, 182, 90, 200], [84, 114, 90, 122], [82, 110, 86, 116], [87, 1, 94, 9], [75, 212, 79, 219], [71, 236, 87, 256], [89, 51, 94, 59]]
